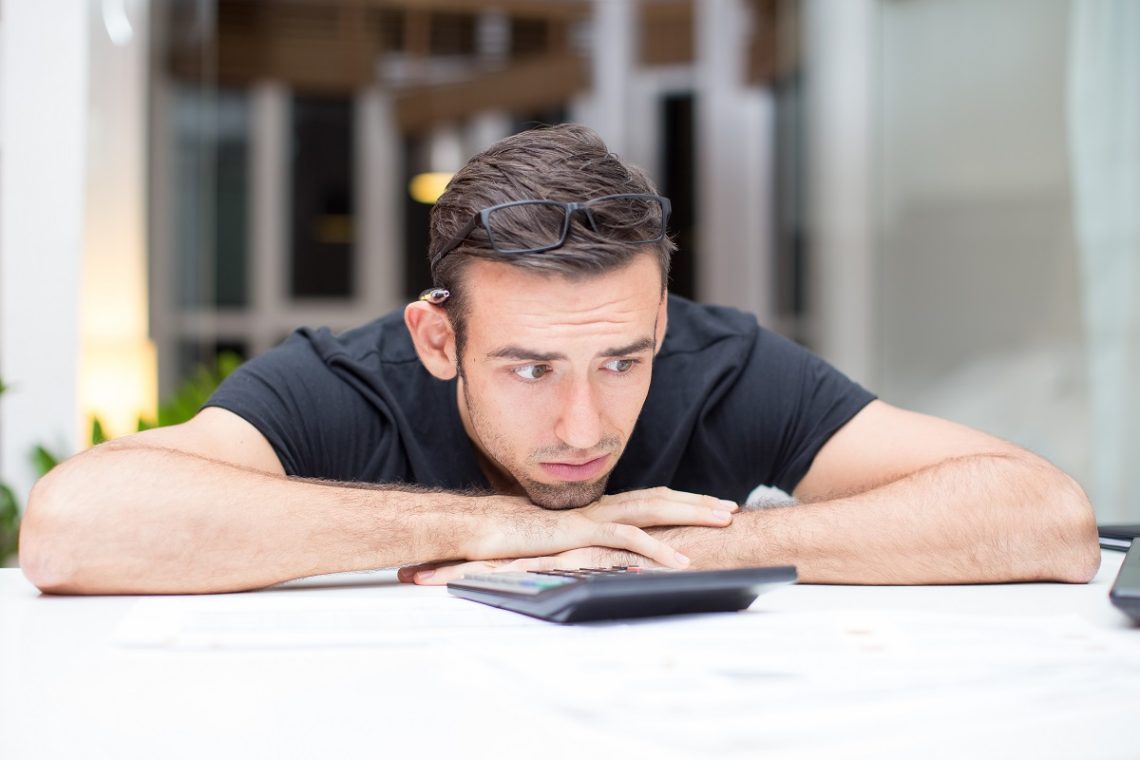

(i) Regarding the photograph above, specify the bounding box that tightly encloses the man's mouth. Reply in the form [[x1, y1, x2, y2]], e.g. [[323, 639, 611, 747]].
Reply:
[[538, 454, 611, 482]]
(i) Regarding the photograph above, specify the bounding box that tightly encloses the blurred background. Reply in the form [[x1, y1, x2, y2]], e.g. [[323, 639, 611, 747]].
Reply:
[[1, 0, 1138, 546]]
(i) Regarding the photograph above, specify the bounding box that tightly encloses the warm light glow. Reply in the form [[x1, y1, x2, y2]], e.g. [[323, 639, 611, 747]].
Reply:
[[409, 172, 454, 205], [78, 213, 157, 442], [314, 214, 354, 245], [78, 338, 157, 440], [76, 1, 156, 448]]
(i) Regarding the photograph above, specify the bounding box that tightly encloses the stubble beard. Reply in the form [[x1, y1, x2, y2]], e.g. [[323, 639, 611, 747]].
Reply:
[[518, 472, 611, 511], [462, 383, 621, 510]]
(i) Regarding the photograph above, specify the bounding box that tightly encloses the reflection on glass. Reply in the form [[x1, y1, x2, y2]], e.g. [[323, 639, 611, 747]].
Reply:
[[172, 87, 249, 309], [215, 91, 250, 308], [290, 94, 355, 299]]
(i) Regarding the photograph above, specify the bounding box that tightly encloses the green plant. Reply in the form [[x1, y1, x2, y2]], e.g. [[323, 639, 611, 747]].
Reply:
[[137, 352, 242, 430], [0, 381, 18, 564], [0, 352, 241, 567], [0, 482, 18, 566]]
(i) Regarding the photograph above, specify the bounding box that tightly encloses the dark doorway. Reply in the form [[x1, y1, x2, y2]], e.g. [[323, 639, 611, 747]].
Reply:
[[661, 93, 696, 300]]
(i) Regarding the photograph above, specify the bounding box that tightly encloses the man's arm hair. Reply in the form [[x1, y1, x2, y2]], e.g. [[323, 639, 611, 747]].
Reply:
[[19, 412, 475, 594], [18, 408, 694, 594], [662, 402, 1100, 584]]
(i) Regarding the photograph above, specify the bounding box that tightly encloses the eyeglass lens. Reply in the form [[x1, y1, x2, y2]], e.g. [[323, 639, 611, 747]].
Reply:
[[586, 196, 665, 243], [486, 196, 665, 254], [486, 201, 569, 254]]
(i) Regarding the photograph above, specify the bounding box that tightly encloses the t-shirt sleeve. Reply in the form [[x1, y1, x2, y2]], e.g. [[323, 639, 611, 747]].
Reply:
[[716, 328, 876, 495], [203, 332, 391, 480]]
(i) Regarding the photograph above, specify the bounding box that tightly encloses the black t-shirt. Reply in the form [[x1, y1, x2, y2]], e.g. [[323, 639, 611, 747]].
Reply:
[[205, 296, 875, 503]]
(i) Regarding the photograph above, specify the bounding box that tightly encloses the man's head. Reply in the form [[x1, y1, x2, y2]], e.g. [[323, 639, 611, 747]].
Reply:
[[427, 124, 674, 357], [405, 124, 674, 509]]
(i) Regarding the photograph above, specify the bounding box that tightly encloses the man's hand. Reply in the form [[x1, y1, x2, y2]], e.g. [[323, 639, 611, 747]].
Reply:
[[583, 487, 738, 528], [398, 546, 654, 585], [460, 487, 736, 573], [410, 488, 739, 585]]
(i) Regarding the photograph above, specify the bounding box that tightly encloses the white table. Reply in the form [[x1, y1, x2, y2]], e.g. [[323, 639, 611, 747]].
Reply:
[[1, 551, 1136, 760]]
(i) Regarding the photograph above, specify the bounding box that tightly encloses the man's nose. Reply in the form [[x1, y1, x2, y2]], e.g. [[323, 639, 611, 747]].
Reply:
[[554, 377, 603, 451]]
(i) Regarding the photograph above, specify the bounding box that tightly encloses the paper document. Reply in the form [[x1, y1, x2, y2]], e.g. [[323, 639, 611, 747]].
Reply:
[[111, 586, 1140, 758], [114, 592, 562, 649]]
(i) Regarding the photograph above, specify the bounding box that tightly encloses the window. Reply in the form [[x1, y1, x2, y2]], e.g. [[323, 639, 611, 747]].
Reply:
[[290, 94, 355, 299]]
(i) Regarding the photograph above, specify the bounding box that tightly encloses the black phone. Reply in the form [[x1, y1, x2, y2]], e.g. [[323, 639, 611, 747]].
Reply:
[[1109, 542, 1140, 622], [1098, 524, 1140, 550]]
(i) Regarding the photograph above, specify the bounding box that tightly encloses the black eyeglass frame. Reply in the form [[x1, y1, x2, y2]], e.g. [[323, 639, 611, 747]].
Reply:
[[431, 193, 672, 267]]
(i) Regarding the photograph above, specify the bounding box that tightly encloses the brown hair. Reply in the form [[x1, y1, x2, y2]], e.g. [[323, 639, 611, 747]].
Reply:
[[428, 123, 674, 356]]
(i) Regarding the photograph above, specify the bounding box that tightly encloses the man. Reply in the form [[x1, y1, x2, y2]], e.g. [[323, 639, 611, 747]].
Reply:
[[20, 124, 1099, 594]]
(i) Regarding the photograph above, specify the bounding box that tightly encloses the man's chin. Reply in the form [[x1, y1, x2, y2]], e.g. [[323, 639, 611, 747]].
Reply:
[[522, 476, 610, 510]]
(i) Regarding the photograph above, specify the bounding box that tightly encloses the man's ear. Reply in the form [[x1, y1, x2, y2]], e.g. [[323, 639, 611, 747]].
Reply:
[[654, 292, 669, 354], [404, 301, 458, 380]]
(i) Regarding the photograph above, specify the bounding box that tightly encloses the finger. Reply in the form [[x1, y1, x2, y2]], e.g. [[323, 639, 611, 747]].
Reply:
[[588, 492, 738, 528], [613, 487, 739, 510], [591, 522, 690, 570], [599, 486, 739, 513], [418, 560, 508, 586], [508, 548, 664, 573], [397, 560, 459, 583], [500, 555, 600, 572], [599, 503, 734, 529], [500, 556, 562, 572]]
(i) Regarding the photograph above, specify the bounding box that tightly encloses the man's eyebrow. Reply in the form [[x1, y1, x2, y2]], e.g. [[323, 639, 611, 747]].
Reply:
[[487, 346, 567, 362], [601, 337, 656, 357], [486, 337, 656, 362]]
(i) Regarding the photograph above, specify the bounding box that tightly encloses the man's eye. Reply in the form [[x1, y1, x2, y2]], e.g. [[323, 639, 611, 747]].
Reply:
[[603, 359, 636, 373], [514, 364, 551, 381]]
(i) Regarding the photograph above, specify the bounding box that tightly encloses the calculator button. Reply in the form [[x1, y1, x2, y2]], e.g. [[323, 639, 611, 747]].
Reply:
[[459, 572, 574, 588]]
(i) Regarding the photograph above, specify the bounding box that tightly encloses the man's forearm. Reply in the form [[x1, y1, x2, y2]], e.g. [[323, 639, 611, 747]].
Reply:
[[663, 454, 1100, 584], [20, 444, 480, 595], [21, 444, 706, 595]]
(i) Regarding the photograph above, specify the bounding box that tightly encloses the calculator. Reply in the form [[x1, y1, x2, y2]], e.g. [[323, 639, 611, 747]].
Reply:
[[446, 565, 798, 623]]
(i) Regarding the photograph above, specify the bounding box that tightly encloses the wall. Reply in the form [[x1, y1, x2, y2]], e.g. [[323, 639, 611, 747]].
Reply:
[[0, 2, 90, 503], [875, 0, 1090, 493]]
